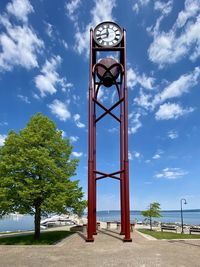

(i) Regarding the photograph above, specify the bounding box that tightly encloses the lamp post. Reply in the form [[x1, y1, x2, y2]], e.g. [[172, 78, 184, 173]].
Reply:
[[180, 198, 187, 234]]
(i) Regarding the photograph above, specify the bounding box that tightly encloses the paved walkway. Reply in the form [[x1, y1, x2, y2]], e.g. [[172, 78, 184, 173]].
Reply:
[[0, 229, 200, 267]]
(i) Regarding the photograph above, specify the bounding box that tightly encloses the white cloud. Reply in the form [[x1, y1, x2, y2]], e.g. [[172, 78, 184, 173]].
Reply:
[[73, 114, 85, 128], [32, 92, 40, 100], [155, 167, 188, 179], [175, 0, 200, 29], [34, 56, 61, 97], [132, 3, 139, 13], [152, 154, 161, 159], [128, 112, 142, 134], [134, 67, 200, 115], [72, 151, 83, 157], [108, 127, 118, 133], [153, 67, 200, 105], [97, 87, 109, 102], [69, 136, 79, 143], [0, 134, 7, 146], [152, 149, 163, 159], [6, 0, 34, 23], [155, 102, 194, 120], [134, 90, 153, 110], [65, 0, 81, 21], [0, 122, 8, 126], [45, 22, 53, 38], [154, 0, 173, 16], [127, 67, 155, 90], [17, 94, 30, 104], [74, 0, 116, 55], [0, 2, 43, 72], [48, 99, 71, 121], [168, 130, 178, 139], [127, 68, 137, 89], [0, 22, 43, 72], [34, 56, 71, 97], [132, 0, 150, 14], [148, 0, 200, 66], [111, 90, 117, 104], [62, 40, 68, 50], [61, 130, 66, 138], [147, 1, 173, 58], [128, 151, 133, 160], [128, 151, 142, 160], [133, 69, 199, 124]]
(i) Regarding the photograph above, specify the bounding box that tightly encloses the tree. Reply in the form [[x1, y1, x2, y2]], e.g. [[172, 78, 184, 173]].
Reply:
[[141, 202, 161, 230], [0, 113, 87, 239]]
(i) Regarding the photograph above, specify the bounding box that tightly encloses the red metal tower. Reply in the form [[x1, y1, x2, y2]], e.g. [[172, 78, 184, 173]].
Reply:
[[87, 21, 132, 242]]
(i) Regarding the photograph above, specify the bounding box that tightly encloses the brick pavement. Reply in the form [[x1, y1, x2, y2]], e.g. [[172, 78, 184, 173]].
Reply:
[[0, 229, 200, 267]]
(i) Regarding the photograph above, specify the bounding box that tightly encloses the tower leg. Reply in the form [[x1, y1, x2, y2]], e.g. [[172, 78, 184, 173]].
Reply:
[[120, 92, 125, 235], [123, 51, 132, 241], [120, 175, 125, 235], [123, 160, 132, 242], [87, 161, 94, 242], [93, 179, 97, 234], [93, 113, 97, 235]]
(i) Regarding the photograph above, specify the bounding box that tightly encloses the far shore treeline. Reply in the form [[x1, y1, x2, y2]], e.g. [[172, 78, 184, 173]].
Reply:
[[94, 209, 200, 213], [0, 113, 87, 240]]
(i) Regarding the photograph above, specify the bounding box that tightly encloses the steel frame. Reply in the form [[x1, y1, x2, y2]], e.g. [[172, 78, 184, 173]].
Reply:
[[87, 27, 132, 242]]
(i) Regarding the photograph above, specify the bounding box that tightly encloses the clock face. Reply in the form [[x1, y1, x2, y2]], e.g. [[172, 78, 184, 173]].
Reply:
[[94, 21, 123, 47]]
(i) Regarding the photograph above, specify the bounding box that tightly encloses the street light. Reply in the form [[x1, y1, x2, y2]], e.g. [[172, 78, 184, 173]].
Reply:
[[180, 198, 187, 234]]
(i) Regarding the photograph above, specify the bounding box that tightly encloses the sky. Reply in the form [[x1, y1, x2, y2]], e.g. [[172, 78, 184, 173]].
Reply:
[[0, 0, 200, 211]]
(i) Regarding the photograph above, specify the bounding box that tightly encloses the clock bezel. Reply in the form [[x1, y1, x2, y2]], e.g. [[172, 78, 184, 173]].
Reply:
[[93, 21, 123, 47]]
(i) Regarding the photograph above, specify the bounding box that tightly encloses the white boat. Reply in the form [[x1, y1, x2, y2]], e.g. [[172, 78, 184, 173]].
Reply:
[[40, 215, 75, 227]]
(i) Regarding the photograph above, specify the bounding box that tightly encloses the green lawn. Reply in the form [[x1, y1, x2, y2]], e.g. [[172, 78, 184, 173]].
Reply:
[[0, 230, 74, 245], [138, 229, 200, 239]]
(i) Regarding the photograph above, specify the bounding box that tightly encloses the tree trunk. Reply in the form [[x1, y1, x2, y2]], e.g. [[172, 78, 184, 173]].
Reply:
[[34, 205, 41, 240], [150, 216, 152, 230]]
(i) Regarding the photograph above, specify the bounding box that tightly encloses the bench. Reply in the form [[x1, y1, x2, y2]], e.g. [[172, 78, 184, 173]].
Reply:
[[161, 225, 177, 233], [116, 222, 121, 230], [96, 222, 101, 230], [130, 223, 135, 232], [107, 221, 111, 229], [82, 224, 87, 234], [189, 227, 200, 235]]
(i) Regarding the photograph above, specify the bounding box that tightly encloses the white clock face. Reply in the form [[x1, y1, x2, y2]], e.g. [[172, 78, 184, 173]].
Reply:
[[94, 22, 122, 47]]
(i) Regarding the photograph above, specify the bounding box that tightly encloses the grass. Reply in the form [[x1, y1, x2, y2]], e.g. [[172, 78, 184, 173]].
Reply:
[[0, 230, 74, 245], [138, 229, 200, 239]]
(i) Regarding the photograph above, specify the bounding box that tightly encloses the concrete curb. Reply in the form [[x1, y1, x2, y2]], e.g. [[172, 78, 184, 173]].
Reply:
[[136, 230, 200, 241], [135, 230, 157, 241], [55, 232, 77, 247]]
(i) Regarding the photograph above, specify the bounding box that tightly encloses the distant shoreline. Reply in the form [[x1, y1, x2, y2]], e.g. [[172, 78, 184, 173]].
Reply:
[[95, 209, 200, 213]]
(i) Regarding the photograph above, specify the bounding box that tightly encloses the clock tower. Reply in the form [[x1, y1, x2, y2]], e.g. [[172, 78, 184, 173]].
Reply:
[[87, 21, 132, 242]]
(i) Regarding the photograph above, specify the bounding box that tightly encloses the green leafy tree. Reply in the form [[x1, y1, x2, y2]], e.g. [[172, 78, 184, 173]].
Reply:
[[0, 113, 87, 239], [141, 202, 161, 230]]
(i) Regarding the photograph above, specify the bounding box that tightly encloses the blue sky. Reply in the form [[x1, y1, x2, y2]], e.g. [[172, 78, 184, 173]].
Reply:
[[0, 0, 200, 211]]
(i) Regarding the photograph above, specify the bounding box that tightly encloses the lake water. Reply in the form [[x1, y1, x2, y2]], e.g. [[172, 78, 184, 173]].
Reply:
[[97, 210, 200, 225], [0, 210, 200, 232]]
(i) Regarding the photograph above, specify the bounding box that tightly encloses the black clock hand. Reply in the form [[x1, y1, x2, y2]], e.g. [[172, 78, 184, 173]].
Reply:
[[106, 28, 109, 37], [96, 33, 108, 38]]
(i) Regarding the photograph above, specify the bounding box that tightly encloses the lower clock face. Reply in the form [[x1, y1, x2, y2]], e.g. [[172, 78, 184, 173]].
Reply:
[[94, 22, 123, 47]]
